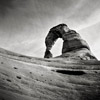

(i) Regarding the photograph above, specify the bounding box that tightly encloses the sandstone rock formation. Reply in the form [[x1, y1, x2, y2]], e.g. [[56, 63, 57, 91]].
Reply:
[[44, 24, 97, 60], [0, 47, 100, 100], [0, 24, 99, 100]]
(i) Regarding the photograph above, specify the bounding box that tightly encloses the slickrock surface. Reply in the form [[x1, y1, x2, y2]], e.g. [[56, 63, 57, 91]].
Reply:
[[0, 48, 100, 100]]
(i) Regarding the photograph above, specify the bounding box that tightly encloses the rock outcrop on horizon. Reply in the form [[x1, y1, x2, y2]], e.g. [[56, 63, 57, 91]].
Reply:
[[44, 24, 97, 61]]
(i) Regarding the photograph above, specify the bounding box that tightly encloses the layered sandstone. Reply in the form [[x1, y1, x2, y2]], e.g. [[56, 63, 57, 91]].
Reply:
[[0, 47, 100, 100]]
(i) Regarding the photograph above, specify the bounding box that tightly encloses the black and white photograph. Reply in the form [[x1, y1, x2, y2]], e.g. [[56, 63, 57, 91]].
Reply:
[[0, 0, 100, 100]]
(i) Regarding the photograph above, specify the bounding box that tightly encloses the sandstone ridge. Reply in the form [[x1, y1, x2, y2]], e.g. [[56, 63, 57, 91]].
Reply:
[[0, 47, 100, 100]]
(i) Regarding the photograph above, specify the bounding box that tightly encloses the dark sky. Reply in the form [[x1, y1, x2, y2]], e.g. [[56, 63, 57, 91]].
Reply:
[[0, 0, 13, 16], [0, 0, 100, 59]]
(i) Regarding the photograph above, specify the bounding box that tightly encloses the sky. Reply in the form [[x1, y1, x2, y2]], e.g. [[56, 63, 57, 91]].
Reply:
[[0, 0, 100, 59]]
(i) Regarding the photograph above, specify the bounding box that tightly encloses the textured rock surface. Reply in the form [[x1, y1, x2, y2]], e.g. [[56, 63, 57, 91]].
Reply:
[[44, 24, 97, 60], [0, 48, 100, 100], [57, 48, 97, 60]]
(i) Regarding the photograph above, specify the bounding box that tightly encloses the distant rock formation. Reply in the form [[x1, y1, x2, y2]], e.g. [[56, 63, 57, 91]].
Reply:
[[44, 23, 97, 60]]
